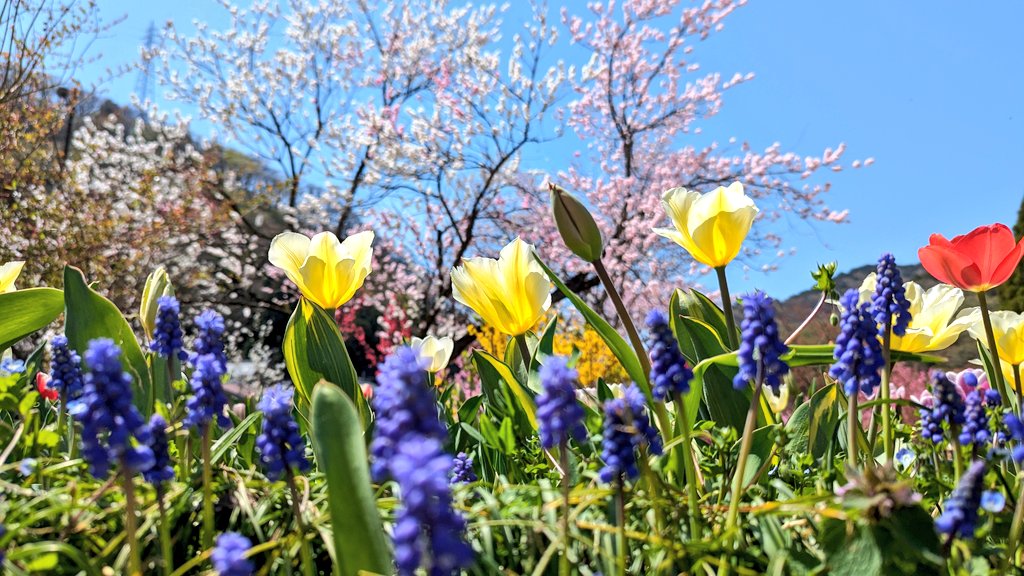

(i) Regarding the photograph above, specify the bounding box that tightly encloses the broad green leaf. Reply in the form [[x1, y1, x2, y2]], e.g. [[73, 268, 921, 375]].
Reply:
[[671, 288, 732, 349], [538, 316, 558, 357], [282, 298, 364, 421], [63, 266, 151, 415], [458, 395, 484, 423], [740, 425, 776, 486], [473, 351, 537, 430], [786, 383, 840, 458], [311, 382, 392, 575], [534, 256, 650, 398], [0, 287, 64, 351], [821, 520, 883, 576]]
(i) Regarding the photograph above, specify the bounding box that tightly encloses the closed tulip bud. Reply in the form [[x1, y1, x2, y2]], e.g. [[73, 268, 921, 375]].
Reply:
[[139, 266, 174, 340], [549, 183, 603, 262]]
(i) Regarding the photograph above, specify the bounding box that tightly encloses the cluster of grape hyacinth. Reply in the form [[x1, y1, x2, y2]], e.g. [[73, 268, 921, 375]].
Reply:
[[872, 253, 912, 336], [935, 460, 986, 539], [212, 532, 254, 576], [829, 289, 885, 396], [959, 390, 992, 447], [151, 296, 187, 360], [371, 347, 472, 575], [370, 346, 447, 481], [185, 310, 230, 430], [72, 339, 154, 478], [255, 384, 309, 481], [733, 291, 790, 394], [536, 356, 588, 450], [142, 414, 175, 488], [919, 371, 966, 444], [391, 437, 474, 576], [645, 310, 693, 400], [1003, 414, 1024, 463], [49, 335, 84, 403], [599, 384, 662, 484], [450, 452, 477, 484]]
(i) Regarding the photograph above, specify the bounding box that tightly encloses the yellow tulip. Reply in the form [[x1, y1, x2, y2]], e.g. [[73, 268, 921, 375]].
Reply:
[[858, 274, 978, 353], [268, 230, 374, 310], [653, 181, 758, 268], [967, 310, 1024, 367], [411, 335, 454, 373], [450, 237, 552, 336], [0, 261, 25, 293]]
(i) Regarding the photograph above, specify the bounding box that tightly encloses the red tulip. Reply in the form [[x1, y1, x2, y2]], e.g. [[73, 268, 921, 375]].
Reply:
[[36, 372, 58, 402], [918, 223, 1024, 292]]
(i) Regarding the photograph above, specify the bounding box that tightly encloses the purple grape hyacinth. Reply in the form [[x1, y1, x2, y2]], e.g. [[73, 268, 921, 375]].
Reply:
[[255, 384, 309, 481], [958, 390, 991, 447], [919, 371, 966, 444], [185, 310, 230, 430], [391, 436, 474, 576], [143, 414, 175, 487], [450, 452, 477, 484], [536, 356, 588, 449], [935, 460, 986, 540], [73, 339, 154, 478], [599, 384, 662, 484], [370, 346, 446, 482], [212, 532, 254, 576], [872, 253, 912, 337], [646, 310, 693, 400], [733, 291, 790, 394], [50, 334, 84, 402], [151, 295, 187, 360], [829, 289, 885, 396]]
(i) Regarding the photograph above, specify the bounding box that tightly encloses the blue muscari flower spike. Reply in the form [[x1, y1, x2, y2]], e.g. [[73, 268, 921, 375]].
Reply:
[[151, 296, 187, 360], [0, 523, 5, 565], [919, 371, 966, 444], [75, 339, 154, 478], [50, 335, 84, 402], [212, 532, 254, 576], [872, 253, 912, 337], [391, 436, 474, 576], [450, 452, 477, 484], [370, 346, 447, 482], [599, 384, 662, 484], [143, 414, 175, 487], [185, 310, 230, 430], [829, 289, 885, 396], [935, 460, 986, 539], [536, 356, 588, 449], [959, 390, 991, 446], [256, 384, 310, 480], [733, 291, 790, 394], [646, 310, 693, 400], [1003, 414, 1024, 463]]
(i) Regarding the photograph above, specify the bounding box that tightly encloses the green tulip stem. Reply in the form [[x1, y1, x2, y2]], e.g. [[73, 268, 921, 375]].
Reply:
[[515, 334, 532, 371], [881, 323, 894, 464], [57, 390, 68, 451], [122, 465, 142, 576], [720, 376, 764, 576], [559, 442, 571, 576], [978, 290, 1010, 405], [673, 391, 702, 537], [847, 389, 859, 469], [1007, 472, 1024, 569], [715, 266, 739, 350], [157, 489, 174, 576], [1015, 365, 1022, 416], [615, 479, 627, 576], [286, 469, 316, 576], [201, 424, 215, 550]]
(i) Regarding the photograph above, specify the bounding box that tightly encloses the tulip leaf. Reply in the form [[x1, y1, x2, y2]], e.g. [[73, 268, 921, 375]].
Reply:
[[672, 288, 733, 349], [282, 298, 366, 423], [739, 425, 776, 486], [63, 266, 152, 415], [310, 381, 392, 575], [534, 256, 650, 397], [0, 287, 64, 352], [785, 382, 841, 458], [473, 350, 538, 431]]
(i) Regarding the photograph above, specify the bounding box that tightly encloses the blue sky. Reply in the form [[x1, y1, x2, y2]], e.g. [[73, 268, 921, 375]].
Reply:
[[80, 1, 1024, 299]]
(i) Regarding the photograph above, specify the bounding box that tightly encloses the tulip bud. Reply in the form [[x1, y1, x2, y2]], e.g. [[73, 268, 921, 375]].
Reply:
[[549, 183, 604, 262], [139, 266, 174, 340]]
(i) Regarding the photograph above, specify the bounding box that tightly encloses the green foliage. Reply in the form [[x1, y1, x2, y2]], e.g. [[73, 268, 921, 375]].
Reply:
[[998, 194, 1024, 312], [0, 287, 63, 352]]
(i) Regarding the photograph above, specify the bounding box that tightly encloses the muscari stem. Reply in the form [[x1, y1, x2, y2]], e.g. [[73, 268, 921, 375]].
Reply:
[[157, 489, 174, 576], [122, 465, 142, 576], [715, 266, 739, 350], [847, 390, 859, 469], [286, 468, 316, 576], [559, 442, 571, 576], [57, 391, 68, 452], [201, 424, 215, 550], [674, 391, 702, 538], [1014, 364, 1022, 416], [978, 291, 1010, 405], [1007, 472, 1024, 568], [720, 378, 764, 576], [615, 479, 627, 576], [881, 324, 894, 464]]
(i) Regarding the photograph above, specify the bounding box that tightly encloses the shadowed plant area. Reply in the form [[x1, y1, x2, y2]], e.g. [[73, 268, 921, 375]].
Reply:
[[3, 1, 1024, 575]]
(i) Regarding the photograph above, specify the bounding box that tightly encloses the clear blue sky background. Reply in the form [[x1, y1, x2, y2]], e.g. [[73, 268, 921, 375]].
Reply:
[[79, 1, 1024, 299]]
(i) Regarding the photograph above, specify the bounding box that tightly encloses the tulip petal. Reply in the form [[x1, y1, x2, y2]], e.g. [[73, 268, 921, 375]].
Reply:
[[919, 238, 980, 290], [0, 261, 25, 293], [952, 224, 1016, 281], [269, 233, 313, 293], [297, 255, 333, 310], [990, 236, 1024, 288]]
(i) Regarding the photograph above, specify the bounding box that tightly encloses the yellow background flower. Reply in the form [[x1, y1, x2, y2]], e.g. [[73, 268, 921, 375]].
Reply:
[[268, 230, 374, 310], [0, 261, 25, 293], [653, 182, 758, 268], [858, 273, 977, 353], [968, 310, 1024, 367], [450, 237, 552, 336]]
